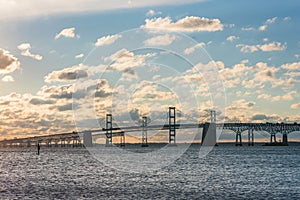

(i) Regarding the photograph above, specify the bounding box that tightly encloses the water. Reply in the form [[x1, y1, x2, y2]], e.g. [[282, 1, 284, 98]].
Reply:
[[0, 144, 299, 199]]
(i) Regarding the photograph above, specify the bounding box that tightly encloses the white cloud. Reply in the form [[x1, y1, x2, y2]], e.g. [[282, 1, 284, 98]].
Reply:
[[44, 64, 88, 83], [257, 94, 271, 100], [95, 34, 122, 46], [183, 42, 205, 54], [55, 27, 79, 40], [283, 17, 291, 21], [237, 42, 286, 53], [75, 53, 84, 59], [17, 43, 43, 60], [241, 27, 255, 31], [291, 102, 300, 109], [144, 34, 177, 46], [146, 9, 161, 16], [104, 48, 155, 72], [0, 0, 206, 20], [141, 16, 223, 32], [266, 17, 277, 24], [259, 42, 286, 51], [1, 75, 14, 82], [242, 17, 277, 32], [281, 62, 300, 70], [236, 44, 259, 53], [272, 91, 296, 102], [258, 25, 267, 31], [0, 48, 20, 74], [226, 35, 239, 42], [227, 99, 256, 111]]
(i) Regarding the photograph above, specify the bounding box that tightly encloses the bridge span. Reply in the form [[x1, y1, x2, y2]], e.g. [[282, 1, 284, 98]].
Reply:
[[0, 107, 299, 148]]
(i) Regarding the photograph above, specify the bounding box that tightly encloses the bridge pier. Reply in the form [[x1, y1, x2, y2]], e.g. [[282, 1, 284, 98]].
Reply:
[[168, 107, 176, 144], [235, 129, 242, 146], [141, 116, 148, 147], [270, 132, 276, 143], [27, 140, 31, 147], [248, 128, 254, 146], [83, 131, 93, 147], [202, 122, 216, 146], [282, 133, 288, 145]]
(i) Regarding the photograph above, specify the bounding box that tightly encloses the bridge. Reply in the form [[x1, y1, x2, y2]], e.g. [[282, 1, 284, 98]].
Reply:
[[0, 107, 299, 148]]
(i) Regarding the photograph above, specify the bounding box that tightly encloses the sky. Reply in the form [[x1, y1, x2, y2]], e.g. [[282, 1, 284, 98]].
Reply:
[[0, 0, 299, 142]]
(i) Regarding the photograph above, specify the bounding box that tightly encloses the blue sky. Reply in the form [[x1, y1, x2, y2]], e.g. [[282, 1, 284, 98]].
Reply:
[[0, 0, 299, 142]]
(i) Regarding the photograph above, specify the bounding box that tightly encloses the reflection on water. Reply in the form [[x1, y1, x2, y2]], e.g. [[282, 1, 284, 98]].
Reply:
[[0, 144, 299, 199]]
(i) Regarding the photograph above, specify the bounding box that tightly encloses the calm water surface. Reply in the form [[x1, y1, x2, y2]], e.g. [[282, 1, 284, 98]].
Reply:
[[0, 144, 299, 199]]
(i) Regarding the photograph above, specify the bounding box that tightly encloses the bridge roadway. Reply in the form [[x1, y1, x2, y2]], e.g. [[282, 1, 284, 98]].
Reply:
[[0, 122, 299, 148]]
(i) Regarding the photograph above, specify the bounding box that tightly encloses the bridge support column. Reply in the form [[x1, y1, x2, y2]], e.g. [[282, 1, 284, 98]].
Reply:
[[168, 107, 176, 144], [106, 114, 113, 146], [83, 131, 93, 147], [270, 132, 276, 143], [202, 122, 216, 146], [235, 129, 242, 146], [141, 116, 148, 147], [248, 128, 254, 146], [282, 133, 288, 145], [27, 140, 31, 147]]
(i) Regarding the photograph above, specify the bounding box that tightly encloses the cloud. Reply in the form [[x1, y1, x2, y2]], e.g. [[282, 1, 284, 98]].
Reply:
[[55, 27, 79, 39], [141, 16, 223, 32], [241, 27, 255, 31], [227, 99, 256, 111], [251, 113, 281, 122], [144, 34, 177, 46], [95, 34, 122, 46], [0, 48, 20, 75], [17, 43, 43, 60], [56, 103, 73, 111], [236, 44, 259, 53], [259, 42, 286, 51], [104, 48, 155, 71], [226, 35, 239, 42], [44, 65, 88, 83], [0, 0, 207, 20], [257, 93, 271, 100], [146, 9, 161, 16], [258, 25, 267, 31], [237, 42, 286, 53], [283, 17, 291, 21], [271, 91, 296, 102], [281, 62, 300, 70], [242, 17, 278, 32], [183, 42, 205, 54], [1, 75, 14, 82], [29, 98, 55, 105], [291, 103, 300, 109], [75, 53, 84, 59], [266, 17, 277, 24], [39, 85, 74, 99]]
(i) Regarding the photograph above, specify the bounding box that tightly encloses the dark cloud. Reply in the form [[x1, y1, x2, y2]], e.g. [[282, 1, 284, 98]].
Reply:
[[0, 50, 14, 69], [29, 98, 55, 105], [94, 90, 111, 98], [0, 48, 20, 74], [41, 85, 73, 99], [45, 65, 88, 82], [123, 68, 135, 76], [57, 70, 88, 80], [252, 114, 268, 121], [57, 103, 73, 111], [251, 114, 281, 122]]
